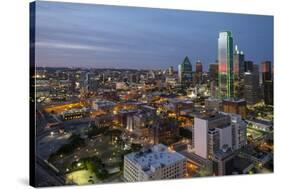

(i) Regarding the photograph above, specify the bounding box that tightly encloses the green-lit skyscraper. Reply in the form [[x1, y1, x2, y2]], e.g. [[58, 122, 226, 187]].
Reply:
[[218, 31, 234, 99]]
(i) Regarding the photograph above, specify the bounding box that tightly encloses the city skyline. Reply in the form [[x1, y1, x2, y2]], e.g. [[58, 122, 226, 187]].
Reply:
[[35, 1, 273, 70], [30, 2, 274, 187]]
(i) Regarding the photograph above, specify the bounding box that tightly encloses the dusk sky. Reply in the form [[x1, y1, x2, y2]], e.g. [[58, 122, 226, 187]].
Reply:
[[35, 1, 273, 70]]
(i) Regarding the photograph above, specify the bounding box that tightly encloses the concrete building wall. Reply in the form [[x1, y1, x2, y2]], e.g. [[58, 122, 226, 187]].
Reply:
[[218, 125, 232, 149], [194, 118, 208, 159]]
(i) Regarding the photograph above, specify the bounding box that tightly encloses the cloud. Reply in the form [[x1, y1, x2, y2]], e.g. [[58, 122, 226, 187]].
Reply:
[[36, 40, 117, 52]]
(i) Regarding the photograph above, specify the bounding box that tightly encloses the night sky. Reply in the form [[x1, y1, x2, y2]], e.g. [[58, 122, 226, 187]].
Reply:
[[35, 1, 273, 71]]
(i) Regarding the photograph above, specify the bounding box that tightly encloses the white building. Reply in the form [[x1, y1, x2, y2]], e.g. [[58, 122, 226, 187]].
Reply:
[[193, 113, 232, 159], [193, 112, 247, 160], [229, 113, 247, 150], [124, 144, 186, 182]]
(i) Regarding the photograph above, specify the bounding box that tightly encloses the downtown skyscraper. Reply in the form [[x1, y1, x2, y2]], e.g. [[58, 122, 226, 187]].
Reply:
[[178, 56, 192, 84], [261, 61, 273, 105], [233, 45, 245, 78], [233, 45, 245, 98], [244, 64, 260, 104], [195, 59, 203, 84], [218, 31, 234, 99]]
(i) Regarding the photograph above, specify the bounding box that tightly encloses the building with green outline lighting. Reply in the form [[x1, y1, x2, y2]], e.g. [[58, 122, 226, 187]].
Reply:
[[218, 31, 234, 99]]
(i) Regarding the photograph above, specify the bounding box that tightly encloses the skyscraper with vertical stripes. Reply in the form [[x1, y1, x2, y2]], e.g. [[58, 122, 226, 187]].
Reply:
[[218, 31, 234, 99]]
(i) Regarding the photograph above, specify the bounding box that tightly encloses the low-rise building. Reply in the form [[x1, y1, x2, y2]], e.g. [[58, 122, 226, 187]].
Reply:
[[92, 99, 116, 111], [124, 144, 187, 182], [247, 119, 273, 132], [205, 98, 222, 111], [222, 98, 247, 119]]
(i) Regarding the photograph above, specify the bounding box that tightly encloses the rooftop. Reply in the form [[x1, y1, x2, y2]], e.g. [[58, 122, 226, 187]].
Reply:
[[223, 98, 246, 103], [249, 119, 273, 127], [125, 144, 186, 173], [168, 98, 193, 104], [196, 112, 229, 122]]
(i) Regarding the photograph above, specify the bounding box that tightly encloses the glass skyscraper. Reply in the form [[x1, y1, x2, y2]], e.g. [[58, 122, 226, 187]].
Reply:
[[178, 56, 192, 84], [218, 31, 234, 99], [233, 45, 245, 78], [233, 45, 245, 98]]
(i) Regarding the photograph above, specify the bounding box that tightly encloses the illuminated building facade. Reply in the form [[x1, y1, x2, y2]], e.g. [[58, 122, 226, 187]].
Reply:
[[218, 31, 234, 99], [244, 65, 260, 105], [222, 98, 247, 119], [233, 45, 245, 97]]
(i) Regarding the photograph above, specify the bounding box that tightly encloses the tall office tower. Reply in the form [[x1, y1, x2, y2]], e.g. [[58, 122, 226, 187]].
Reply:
[[261, 61, 273, 105], [194, 60, 203, 84], [209, 63, 219, 81], [244, 64, 260, 105], [193, 113, 232, 159], [233, 45, 245, 97], [196, 60, 203, 73], [209, 63, 219, 97], [195, 59, 203, 84], [233, 45, 245, 78], [264, 80, 273, 105], [178, 56, 192, 84], [261, 61, 272, 82], [244, 61, 253, 72], [123, 144, 186, 182], [218, 31, 234, 99]]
